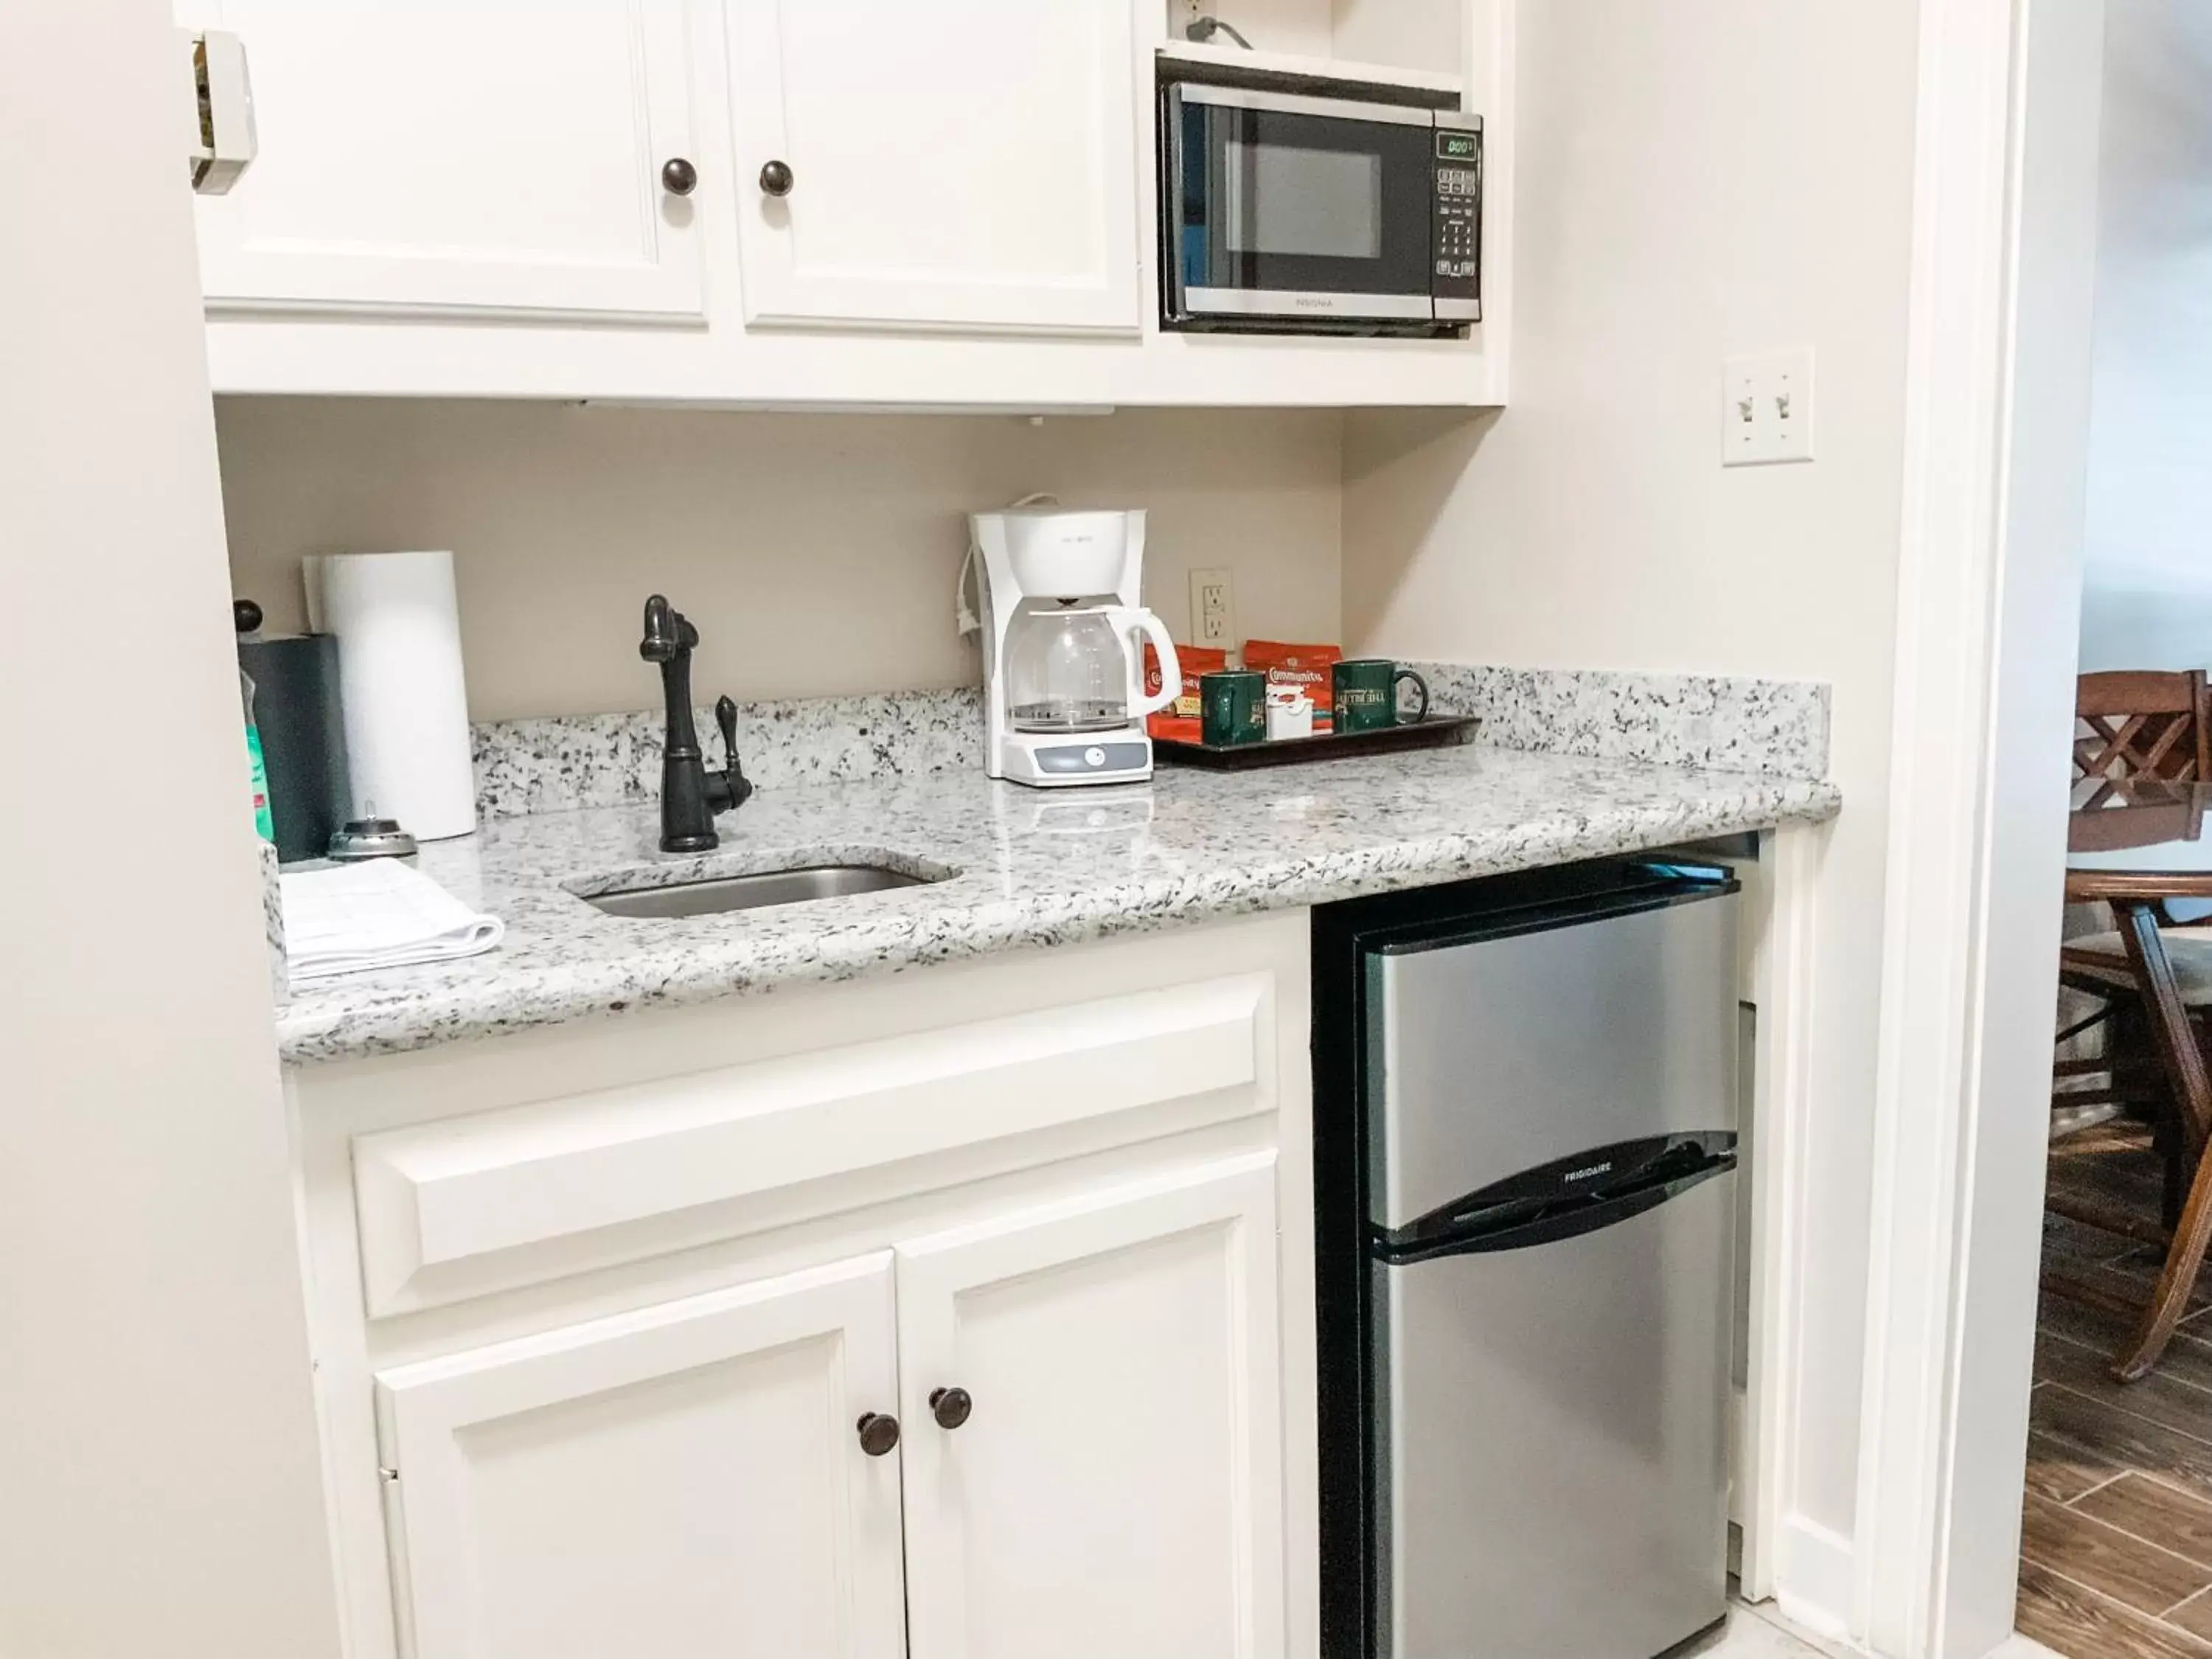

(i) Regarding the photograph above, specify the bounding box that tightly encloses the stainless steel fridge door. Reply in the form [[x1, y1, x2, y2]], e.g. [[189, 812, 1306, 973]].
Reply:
[[1374, 1168, 1735, 1659], [1368, 891, 1739, 1229]]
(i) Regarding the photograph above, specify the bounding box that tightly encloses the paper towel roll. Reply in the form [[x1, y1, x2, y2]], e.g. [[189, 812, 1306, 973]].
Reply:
[[305, 551, 476, 841]]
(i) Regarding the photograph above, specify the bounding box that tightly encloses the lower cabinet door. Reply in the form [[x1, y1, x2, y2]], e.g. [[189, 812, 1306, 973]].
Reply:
[[373, 1253, 905, 1659], [895, 1154, 1286, 1659]]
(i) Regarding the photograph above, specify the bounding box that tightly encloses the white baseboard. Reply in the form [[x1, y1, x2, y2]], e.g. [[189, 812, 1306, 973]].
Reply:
[[1773, 1514, 1857, 1645], [1756, 1518, 2059, 1659]]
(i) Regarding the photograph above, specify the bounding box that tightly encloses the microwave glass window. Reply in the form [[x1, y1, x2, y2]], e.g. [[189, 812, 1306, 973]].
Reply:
[[1226, 142, 1383, 260], [1169, 91, 1440, 315]]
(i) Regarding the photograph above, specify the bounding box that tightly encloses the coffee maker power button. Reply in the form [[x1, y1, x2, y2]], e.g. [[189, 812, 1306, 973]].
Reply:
[[1083, 746, 1106, 767]]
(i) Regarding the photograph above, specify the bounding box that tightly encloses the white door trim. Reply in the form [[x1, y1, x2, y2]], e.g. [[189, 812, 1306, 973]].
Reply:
[[1738, 822, 1828, 1606], [1854, 0, 2104, 1654]]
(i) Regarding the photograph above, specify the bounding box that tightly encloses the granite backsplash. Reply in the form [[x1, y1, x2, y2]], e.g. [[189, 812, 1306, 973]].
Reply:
[[469, 667, 1830, 822]]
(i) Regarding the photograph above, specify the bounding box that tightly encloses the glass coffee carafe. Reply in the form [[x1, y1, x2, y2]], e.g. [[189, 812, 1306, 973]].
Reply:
[[1004, 603, 1155, 733]]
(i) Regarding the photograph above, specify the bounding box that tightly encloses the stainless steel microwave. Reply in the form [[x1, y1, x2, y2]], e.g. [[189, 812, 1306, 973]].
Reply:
[[1160, 74, 1481, 335]]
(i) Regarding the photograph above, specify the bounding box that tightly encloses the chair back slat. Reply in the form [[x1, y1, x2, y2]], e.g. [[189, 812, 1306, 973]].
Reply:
[[2076, 670, 2211, 782]]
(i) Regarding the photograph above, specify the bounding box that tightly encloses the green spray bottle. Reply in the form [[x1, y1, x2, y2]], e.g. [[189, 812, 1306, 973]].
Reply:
[[242, 667, 276, 844]]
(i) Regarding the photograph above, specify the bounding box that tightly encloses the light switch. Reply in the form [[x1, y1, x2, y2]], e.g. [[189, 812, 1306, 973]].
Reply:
[[1722, 349, 1815, 466]]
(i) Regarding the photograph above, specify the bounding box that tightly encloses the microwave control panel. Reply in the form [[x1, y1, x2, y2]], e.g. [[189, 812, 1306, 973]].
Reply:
[[1431, 120, 1484, 320]]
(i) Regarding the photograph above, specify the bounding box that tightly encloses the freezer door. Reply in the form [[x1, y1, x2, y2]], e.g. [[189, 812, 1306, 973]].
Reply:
[[1368, 889, 1738, 1229], [1374, 1169, 1734, 1659]]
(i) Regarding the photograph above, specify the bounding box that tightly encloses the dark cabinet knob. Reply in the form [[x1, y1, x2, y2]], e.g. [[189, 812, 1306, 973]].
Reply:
[[856, 1411, 900, 1457], [759, 159, 794, 197], [929, 1386, 973, 1430], [661, 156, 698, 196]]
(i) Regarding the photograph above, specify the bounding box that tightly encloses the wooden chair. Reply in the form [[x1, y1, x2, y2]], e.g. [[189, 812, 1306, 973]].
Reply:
[[2058, 683, 2212, 1133], [2049, 738, 2212, 1377], [2074, 669, 2211, 786], [2047, 872, 2212, 1378]]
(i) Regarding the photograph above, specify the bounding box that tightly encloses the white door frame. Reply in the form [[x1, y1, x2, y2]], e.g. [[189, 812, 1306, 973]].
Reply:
[[1854, 0, 2107, 1655], [1, 4, 344, 1653]]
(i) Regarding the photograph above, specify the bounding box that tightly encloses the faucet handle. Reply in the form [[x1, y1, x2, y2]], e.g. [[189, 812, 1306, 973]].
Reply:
[[714, 695, 738, 770], [712, 694, 754, 813]]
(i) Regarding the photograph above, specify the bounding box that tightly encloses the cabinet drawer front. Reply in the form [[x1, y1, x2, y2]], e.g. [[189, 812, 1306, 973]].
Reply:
[[375, 1253, 904, 1659], [353, 973, 1274, 1315]]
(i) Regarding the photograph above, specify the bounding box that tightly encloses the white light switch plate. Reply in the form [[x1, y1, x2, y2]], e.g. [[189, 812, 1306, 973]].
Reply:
[[1722, 349, 1815, 466], [1190, 567, 1236, 647]]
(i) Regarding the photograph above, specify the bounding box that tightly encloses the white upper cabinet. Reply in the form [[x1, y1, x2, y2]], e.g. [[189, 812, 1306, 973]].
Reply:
[[894, 1155, 1287, 1659], [178, 0, 705, 319], [373, 1253, 907, 1659], [723, 0, 1144, 334]]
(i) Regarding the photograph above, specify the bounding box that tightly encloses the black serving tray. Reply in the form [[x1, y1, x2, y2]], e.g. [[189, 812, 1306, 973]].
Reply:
[[1154, 714, 1482, 770]]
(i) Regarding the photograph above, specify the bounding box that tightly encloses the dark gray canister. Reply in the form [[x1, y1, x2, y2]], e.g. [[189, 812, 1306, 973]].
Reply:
[[238, 633, 352, 863]]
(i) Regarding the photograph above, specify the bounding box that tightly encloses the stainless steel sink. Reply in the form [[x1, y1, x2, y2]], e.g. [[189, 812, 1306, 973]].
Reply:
[[583, 863, 936, 919]]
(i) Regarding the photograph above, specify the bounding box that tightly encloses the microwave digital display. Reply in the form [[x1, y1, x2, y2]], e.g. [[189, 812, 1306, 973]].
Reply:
[[1438, 130, 1481, 161]]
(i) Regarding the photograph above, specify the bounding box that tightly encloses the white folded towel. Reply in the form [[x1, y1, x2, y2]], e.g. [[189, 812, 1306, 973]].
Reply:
[[279, 860, 504, 983]]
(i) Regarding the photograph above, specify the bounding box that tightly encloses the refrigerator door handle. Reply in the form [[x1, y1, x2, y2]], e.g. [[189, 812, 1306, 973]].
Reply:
[[1372, 1150, 1736, 1264], [1377, 1130, 1735, 1250]]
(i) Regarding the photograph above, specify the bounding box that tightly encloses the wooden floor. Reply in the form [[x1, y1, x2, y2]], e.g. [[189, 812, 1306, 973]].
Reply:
[[2020, 1123, 2212, 1658]]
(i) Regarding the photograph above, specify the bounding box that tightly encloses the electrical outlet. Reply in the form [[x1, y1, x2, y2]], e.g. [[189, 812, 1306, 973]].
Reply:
[[1722, 349, 1815, 466], [1190, 567, 1236, 647]]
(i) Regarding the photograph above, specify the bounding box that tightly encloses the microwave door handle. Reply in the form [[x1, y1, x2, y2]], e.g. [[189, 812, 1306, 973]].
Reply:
[[1220, 134, 1245, 268]]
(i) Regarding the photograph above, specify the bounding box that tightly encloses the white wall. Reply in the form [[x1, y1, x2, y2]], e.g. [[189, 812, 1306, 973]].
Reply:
[[1340, 0, 1920, 1598], [0, 4, 341, 1655], [217, 402, 1345, 722], [2076, 0, 2212, 673]]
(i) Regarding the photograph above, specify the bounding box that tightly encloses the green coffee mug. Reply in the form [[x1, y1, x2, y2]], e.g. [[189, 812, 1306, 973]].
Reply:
[[1332, 660, 1430, 733], [1200, 669, 1267, 746]]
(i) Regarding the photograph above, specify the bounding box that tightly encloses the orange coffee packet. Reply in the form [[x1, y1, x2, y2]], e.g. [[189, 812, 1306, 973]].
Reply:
[[1144, 643, 1227, 739]]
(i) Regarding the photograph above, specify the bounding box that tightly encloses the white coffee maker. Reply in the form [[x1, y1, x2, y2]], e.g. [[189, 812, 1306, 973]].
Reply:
[[970, 507, 1180, 787]]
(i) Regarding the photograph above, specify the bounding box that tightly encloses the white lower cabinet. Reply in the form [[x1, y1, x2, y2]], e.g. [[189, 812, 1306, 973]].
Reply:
[[897, 1154, 1285, 1659], [372, 1155, 1282, 1659], [374, 1253, 907, 1659], [305, 919, 1314, 1659]]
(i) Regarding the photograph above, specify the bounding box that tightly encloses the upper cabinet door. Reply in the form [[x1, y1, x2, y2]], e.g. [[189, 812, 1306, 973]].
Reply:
[[724, 0, 1142, 334], [178, 0, 704, 319], [374, 1253, 906, 1659], [895, 1155, 1287, 1659]]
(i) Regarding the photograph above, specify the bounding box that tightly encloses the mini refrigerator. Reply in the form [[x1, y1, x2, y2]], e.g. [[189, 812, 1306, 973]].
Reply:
[[1313, 858, 1742, 1659]]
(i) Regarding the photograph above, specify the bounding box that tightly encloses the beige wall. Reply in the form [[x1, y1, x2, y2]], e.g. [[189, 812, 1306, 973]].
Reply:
[[217, 401, 1346, 722], [0, 2, 341, 1654], [1341, 0, 1919, 1568]]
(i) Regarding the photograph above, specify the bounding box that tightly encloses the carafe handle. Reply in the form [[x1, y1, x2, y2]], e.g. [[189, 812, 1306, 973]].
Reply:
[[1116, 608, 1181, 720]]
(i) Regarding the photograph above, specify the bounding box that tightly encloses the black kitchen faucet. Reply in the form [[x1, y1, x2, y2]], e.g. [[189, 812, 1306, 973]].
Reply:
[[639, 594, 751, 852]]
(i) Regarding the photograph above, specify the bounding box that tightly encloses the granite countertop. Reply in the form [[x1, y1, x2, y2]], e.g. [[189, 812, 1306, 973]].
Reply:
[[276, 744, 1839, 1067]]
